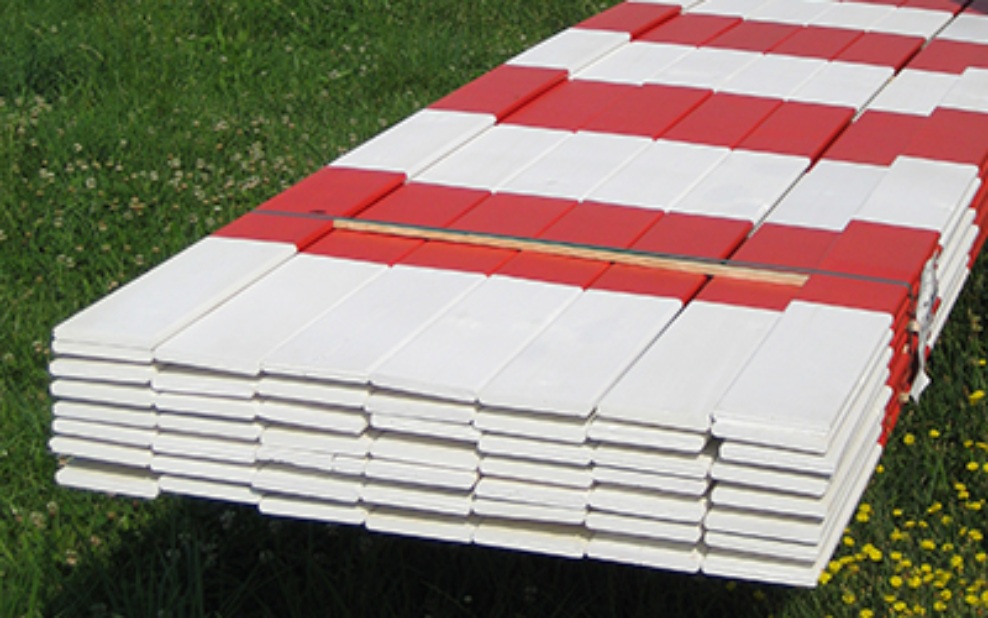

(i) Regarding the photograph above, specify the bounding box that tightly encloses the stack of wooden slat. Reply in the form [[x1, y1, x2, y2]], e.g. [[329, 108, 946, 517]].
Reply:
[[49, 0, 988, 586]]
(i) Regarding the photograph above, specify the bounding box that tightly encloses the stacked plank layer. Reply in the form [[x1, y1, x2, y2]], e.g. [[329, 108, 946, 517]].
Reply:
[[49, 0, 988, 587]]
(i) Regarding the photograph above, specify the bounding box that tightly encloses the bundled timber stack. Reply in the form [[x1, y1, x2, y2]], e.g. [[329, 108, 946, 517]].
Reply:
[[49, 0, 988, 587]]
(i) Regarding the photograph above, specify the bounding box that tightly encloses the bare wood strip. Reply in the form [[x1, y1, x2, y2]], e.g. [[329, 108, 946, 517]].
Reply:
[[333, 218, 810, 287]]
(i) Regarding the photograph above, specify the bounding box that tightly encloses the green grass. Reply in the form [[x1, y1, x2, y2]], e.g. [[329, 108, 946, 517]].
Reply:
[[1, 1, 986, 616]]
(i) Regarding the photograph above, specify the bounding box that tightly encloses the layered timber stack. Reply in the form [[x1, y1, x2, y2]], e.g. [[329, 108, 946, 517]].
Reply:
[[49, 0, 988, 587]]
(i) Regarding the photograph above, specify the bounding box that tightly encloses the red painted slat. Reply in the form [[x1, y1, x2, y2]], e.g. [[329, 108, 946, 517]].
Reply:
[[256, 166, 405, 216], [576, 2, 681, 38], [739, 101, 854, 160], [638, 13, 741, 45], [429, 65, 568, 120], [581, 84, 711, 138], [664, 93, 781, 148], [212, 212, 334, 249], [503, 80, 638, 131]]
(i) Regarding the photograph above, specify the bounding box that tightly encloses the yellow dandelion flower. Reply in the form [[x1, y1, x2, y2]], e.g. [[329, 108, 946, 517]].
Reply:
[[893, 600, 907, 612], [891, 529, 906, 542], [964, 440, 974, 448], [859, 503, 872, 514], [941, 515, 952, 525], [978, 441, 988, 450], [844, 535, 856, 547], [919, 520, 929, 529], [941, 590, 953, 601], [891, 550, 904, 561], [928, 502, 943, 514], [901, 558, 913, 569], [913, 604, 927, 616], [956, 481, 968, 491], [933, 600, 948, 612], [876, 464, 885, 474], [819, 571, 832, 585], [903, 433, 916, 445], [942, 542, 955, 552], [964, 594, 980, 606], [983, 462, 988, 473], [959, 490, 971, 500], [905, 520, 917, 529], [970, 529, 984, 542], [856, 512, 871, 523], [884, 594, 897, 603], [829, 560, 842, 574], [863, 544, 883, 562], [929, 428, 941, 438], [966, 501, 983, 511], [891, 575, 904, 588], [860, 610, 875, 618], [979, 358, 986, 366], [921, 539, 937, 550], [908, 575, 923, 589], [922, 563, 933, 574], [969, 390, 986, 405], [981, 591, 988, 604], [843, 591, 857, 605], [951, 555, 965, 570], [893, 508, 903, 517], [976, 553, 987, 563], [967, 461, 980, 472]]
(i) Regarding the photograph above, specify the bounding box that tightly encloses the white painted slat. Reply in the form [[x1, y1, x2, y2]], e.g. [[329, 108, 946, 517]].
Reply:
[[264, 266, 485, 384], [589, 139, 728, 210], [763, 159, 887, 232], [811, 2, 896, 31], [479, 290, 682, 418], [257, 376, 367, 408], [152, 432, 256, 464], [370, 434, 478, 471], [589, 486, 707, 523], [592, 467, 710, 497], [253, 464, 360, 502], [670, 149, 809, 223], [472, 499, 586, 525], [941, 68, 988, 114], [939, 12, 988, 44], [156, 392, 258, 421], [361, 482, 473, 516], [365, 390, 476, 424], [49, 357, 155, 385], [854, 157, 980, 238], [479, 433, 592, 466], [649, 48, 760, 91], [55, 460, 159, 499], [476, 477, 587, 509], [160, 475, 260, 504], [416, 125, 570, 191], [498, 131, 651, 201], [51, 340, 153, 364], [575, 42, 693, 85], [366, 507, 475, 544], [49, 436, 151, 467], [593, 443, 716, 479], [507, 28, 630, 73], [150, 455, 255, 485], [54, 237, 294, 352], [688, 0, 774, 18], [331, 109, 495, 176], [371, 275, 582, 401], [871, 7, 953, 38], [587, 533, 702, 572], [52, 418, 155, 448], [790, 62, 893, 111], [53, 400, 155, 429], [720, 55, 826, 100], [588, 420, 708, 454], [50, 379, 155, 409], [868, 70, 957, 116], [260, 495, 368, 525], [258, 399, 367, 434], [370, 414, 481, 442], [598, 301, 780, 432], [153, 367, 256, 399], [261, 425, 370, 457], [255, 445, 335, 474], [586, 512, 702, 544], [364, 459, 478, 490], [474, 408, 588, 443], [156, 414, 263, 441], [155, 255, 386, 375], [480, 455, 593, 488], [748, 0, 835, 26], [473, 519, 588, 559], [713, 301, 891, 448]]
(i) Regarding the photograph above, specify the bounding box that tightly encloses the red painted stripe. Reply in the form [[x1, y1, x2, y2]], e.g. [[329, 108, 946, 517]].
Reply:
[[581, 84, 711, 138], [835, 32, 924, 72], [739, 101, 855, 160], [502, 80, 637, 131], [904, 108, 988, 176], [638, 13, 741, 46], [798, 273, 911, 318], [632, 212, 752, 260], [357, 183, 490, 227], [537, 201, 662, 248], [769, 25, 862, 60], [212, 212, 334, 249], [447, 192, 574, 237], [706, 20, 801, 53], [400, 242, 515, 275], [305, 231, 421, 264], [730, 224, 839, 270], [663, 93, 781, 148], [908, 39, 988, 74], [429, 65, 568, 120], [255, 166, 405, 216], [576, 2, 681, 38], [823, 111, 929, 166]]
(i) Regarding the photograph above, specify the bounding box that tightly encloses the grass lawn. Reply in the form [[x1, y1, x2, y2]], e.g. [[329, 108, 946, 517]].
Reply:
[[1, 0, 986, 615]]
